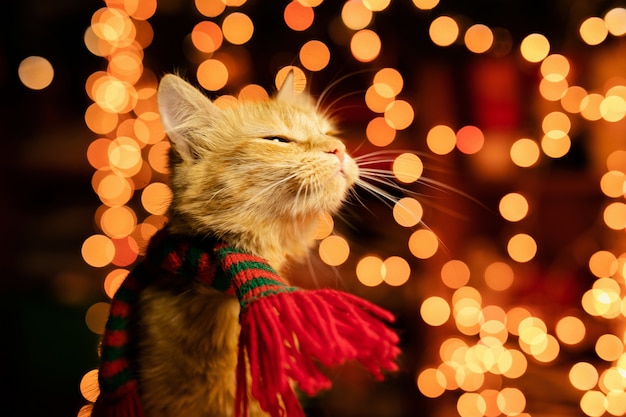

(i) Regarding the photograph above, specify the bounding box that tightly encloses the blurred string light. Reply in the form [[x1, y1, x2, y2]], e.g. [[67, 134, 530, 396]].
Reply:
[[18, 56, 54, 90], [77, 1, 626, 416]]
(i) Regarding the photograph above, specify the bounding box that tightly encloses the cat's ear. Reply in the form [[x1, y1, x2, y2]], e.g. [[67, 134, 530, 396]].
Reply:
[[158, 74, 219, 161], [276, 71, 296, 101]]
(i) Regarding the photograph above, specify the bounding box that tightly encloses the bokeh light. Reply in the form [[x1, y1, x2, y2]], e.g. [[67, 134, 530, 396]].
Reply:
[[18, 56, 54, 90], [319, 235, 350, 266], [520, 33, 550, 62], [350, 29, 381, 62], [429, 16, 459, 47]]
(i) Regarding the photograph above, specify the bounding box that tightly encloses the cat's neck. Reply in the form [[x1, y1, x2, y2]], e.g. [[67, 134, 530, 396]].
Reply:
[[166, 212, 319, 272]]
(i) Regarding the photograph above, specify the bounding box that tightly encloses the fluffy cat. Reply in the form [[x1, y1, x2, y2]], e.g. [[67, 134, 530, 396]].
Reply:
[[129, 73, 359, 417]]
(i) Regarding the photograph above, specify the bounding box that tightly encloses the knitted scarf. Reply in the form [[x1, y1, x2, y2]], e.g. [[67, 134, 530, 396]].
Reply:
[[91, 228, 400, 417]]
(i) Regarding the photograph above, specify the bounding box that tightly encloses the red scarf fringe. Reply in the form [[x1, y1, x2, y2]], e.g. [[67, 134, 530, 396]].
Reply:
[[235, 289, 399, 417]]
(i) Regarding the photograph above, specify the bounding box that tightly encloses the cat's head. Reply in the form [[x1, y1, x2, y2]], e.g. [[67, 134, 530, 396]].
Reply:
[[157, 73, 358, 264]]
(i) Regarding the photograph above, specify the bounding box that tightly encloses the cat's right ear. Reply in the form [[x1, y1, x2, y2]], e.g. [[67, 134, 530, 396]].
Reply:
[[157, 74, 220, 161]]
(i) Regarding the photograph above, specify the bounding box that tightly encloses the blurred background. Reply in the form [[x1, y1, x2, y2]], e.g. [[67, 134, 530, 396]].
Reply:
[[3, 0, 626, 416]]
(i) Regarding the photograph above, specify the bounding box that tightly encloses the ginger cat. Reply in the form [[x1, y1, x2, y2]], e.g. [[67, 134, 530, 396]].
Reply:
[[131, 73, 359, 417]]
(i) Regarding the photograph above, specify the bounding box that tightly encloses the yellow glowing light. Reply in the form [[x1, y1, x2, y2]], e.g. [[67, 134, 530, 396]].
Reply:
[[580, 93, 604, 121], [141, 182, 172, 215], [606, 392, 626, 416], [319, 235, 350, 266], [374, 67, 403, 98], [497, 388, 526, 416], [427, 124, 457, 155], [87, 138, 112, 170], [506, 307, 532, 335], [429, 16, 459, 47], [520, 33, 550, 63], [539, 77, 568, 101], [275, 66, 307, 94], [238, 84, 269, 102], [412, 0, 439, 10], [366, 117, 396, 147], [85, 302, 111, 334], [541, 54, 570, 82], [80, 369, 100, 402], [135, 111, 166, 145], [356, 255, 385, 286], [561, 86, 588, 113], [284, 1, 314, 31], [350, 29, 381, 62], [420, 296, 451, 326], [409, 229, 439, 259], [191, 21, 223, 53], [384, 100, 414, 130], [456, 125, 484, 155], [582, 288, 621, 318], [101, 206, 137, 239], [464, 24, 493, 54], [297, 0, 323, 6], [484, 261, 514, 291], [95, 173, 134, 207], [457, 392, 487, 417], [299, 40, 330, 71], [596, 334, 624, 361], [108, 136, 142, 176], [507, 234, 537, 263], [499, 193, 529, 222], [580, 390, 607, 417], [570, 362, 599, 390], [195, 0, 225, 17], [509, 138, 538, 168], [362, 0, 390, 11], [607, 149, 626, 172], [503, 349, 527, 379], [18, 56, 54, 90], [393, 197, 423, 227], [148, 141, 171, 174], [104, 269, 128, 298], [313, 211, 334, 240], [556, 316, 586, 345], [341, 0, 373, 30], [600, 171, 626, 197], [128, 0, 157, 20], [600, 95, 626, 122], [542, 111, 571, 138], [417, 368, 446, 398], [197, 59, 228, 91], [580, 16, 608, 45], [441, 259, 470, 289], [605, 7, 626, 36], [365, 85, 394, 113], [541, 134, 571, 159], [533, 334, 560, 362], [222, 12, 254, 44], [82, 234, 116, 267], [392, 153, 423, 183], [604, 202, 626, 230], [384, 256, 411, 286], [589, 250, 618, 278]]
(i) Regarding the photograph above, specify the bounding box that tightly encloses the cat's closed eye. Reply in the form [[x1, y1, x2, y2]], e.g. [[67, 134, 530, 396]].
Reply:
[[263, 136, 291, 143]]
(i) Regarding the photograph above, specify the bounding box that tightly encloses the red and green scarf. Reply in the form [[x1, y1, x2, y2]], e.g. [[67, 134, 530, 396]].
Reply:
[[91, 227, 400, 417]]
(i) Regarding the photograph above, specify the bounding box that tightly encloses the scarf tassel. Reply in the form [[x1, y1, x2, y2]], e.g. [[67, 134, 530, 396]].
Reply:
[[235, 289, 400, 417]]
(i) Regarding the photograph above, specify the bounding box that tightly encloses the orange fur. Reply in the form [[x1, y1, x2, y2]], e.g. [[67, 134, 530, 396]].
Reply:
[[130, 73, 358, 416]]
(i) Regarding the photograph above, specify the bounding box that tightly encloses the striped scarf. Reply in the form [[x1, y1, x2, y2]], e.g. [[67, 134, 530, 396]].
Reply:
[[91, 228, 399, 417]]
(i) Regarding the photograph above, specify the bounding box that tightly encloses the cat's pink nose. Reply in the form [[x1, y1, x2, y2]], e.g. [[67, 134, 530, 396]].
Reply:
[[329, 143, 346, 163]]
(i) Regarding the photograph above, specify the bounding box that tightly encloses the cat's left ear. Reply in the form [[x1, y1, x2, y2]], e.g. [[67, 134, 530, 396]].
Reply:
[[158, 74, 220, 161]]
